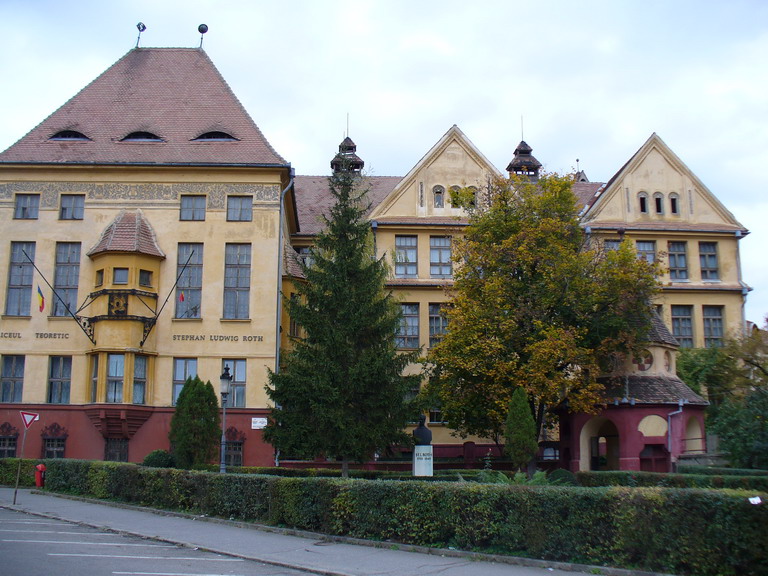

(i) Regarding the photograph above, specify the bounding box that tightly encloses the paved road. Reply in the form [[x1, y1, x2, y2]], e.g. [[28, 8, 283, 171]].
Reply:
[[0, 506, 307, 576], [0, 487, 665, 576]]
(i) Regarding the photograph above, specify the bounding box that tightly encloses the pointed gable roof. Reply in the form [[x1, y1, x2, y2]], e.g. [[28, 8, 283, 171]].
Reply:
[[581, 133, 748, 235], [0, 48, 287, 167], [88, 209, 165, 259], [369, 125, 502, 220]]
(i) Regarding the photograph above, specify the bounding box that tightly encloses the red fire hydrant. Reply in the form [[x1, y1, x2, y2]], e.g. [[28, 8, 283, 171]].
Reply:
[[34, 463, 46, 488]]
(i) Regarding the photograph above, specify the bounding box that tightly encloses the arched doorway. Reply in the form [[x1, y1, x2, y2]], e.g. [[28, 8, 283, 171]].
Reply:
[[579, 417, 620, 471]]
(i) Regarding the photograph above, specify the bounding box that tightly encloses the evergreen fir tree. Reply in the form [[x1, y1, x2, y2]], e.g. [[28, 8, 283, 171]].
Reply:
[[265, 160, 420, 476], [169, 376, 221, 469], [504, 387, 539, 474]]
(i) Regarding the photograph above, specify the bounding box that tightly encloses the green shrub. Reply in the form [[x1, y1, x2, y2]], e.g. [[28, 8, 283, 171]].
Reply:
[[576, 470, 768, 491], [677, 465, 768, 477], [0, 458, 37, 487], [143, 450, 176, 468], [38, 460, 768, 575], [547, 468, 578, 485]]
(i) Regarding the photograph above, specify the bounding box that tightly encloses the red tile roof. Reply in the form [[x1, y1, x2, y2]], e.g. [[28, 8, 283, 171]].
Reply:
[[0, 48, 287, 167], [293, 175, 401, 236], [87, 209, 165, 258]]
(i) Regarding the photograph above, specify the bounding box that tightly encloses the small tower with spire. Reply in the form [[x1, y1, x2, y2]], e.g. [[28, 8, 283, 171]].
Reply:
[[330, 136, 365, 174], [506, 141, 542, 181]]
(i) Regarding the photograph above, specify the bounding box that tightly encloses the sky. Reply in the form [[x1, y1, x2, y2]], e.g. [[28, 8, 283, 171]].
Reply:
[[1, 0, 766, 324]]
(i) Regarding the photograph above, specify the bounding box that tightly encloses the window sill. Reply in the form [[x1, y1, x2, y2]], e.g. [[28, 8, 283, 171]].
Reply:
[[220, 318, 252, 323]]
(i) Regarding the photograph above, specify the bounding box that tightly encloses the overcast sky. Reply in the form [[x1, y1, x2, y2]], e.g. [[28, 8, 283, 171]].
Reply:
[[1, 0, 766, 324]]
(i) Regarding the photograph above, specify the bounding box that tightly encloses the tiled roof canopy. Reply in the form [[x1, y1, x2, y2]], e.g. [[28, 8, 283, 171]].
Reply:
[[0, 48, 287, 167], [88, 210, 165, 259]]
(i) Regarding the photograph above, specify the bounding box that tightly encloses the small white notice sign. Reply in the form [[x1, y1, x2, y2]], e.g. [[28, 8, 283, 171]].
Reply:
[[251, 417, 268, 430], [413, 445, 433, 477]]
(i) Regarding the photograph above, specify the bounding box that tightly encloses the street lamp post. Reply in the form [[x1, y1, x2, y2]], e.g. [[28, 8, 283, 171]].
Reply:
[[219, 365, 233, 474]]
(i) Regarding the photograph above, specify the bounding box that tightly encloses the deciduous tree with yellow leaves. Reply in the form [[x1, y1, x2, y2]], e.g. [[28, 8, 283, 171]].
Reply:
[[426, 173, 660, 455]]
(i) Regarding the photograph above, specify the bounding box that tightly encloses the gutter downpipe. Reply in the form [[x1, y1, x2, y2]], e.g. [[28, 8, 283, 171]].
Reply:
[[273, 168, 295, 467], [667, 399, 685, 469]]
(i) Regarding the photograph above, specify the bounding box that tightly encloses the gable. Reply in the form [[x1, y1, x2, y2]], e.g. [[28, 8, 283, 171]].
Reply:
[[369, 125, 502, 220], [582, 133, 747, 233]]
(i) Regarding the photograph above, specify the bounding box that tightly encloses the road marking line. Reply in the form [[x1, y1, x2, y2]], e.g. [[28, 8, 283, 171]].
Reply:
[[49, 553, 244, 561]]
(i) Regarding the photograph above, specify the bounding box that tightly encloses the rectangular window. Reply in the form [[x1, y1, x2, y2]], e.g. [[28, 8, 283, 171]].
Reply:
[[429, 236, 452, 279], [139, 269, 152, 287], [90, 355, 99, 403], [173, 358, 197, 405], [668, 242, 688, 280], [288, 293, 301, 338], [95, 269, 104, 287], [14, 194, 39, 219], [703, 306, 724, 348], [396, 303, 419, 349], [1, 355, 24, 403], [223, 359, 246, 408], [428, 303, 448, 347], [180, 195, 206, 221], [104, 438, 128, 462], [296, 247, 314, 269], [395, 236, 418, 278], [604, 239, 622, 252], [107, 354, 124, 403], [176, 243, 203, 319], [636, 240, 656, 263], [227, 196, 253, 222], [429, 406, 447, 424], [699, 242, 719, 280], [48, 356, 71, 404], [225, 441, 243, 468], [113, 268, 128, 285], [59, 194, 85, 220], [0, 436, 16, 458], [44, 438, 66, 458], [223, 244, 251, 319], [53, 242, 81, 316], [133, 355, 147, 405], [671, 305, 693, 348], [5, 242, 35, 316]]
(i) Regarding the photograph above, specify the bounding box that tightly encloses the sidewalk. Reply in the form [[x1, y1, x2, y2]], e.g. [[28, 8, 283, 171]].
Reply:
[[0, 486, 665, 576]]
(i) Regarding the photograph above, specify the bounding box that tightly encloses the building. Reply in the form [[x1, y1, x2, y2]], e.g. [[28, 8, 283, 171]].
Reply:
[[0, 48, 294, 465], [0, 46, 750, 470]]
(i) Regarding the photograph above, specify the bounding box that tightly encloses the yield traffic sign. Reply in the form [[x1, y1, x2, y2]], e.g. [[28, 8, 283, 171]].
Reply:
[[20, 411, 39, 429]]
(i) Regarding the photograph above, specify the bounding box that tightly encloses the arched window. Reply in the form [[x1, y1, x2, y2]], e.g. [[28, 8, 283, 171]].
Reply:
[[49, 130, 89, 141], [433, 185, 445, 209], [669, 193, 680, 215], [121, 131, 163, 142], [653, 192, 664, 214], [638, 192, 649, 214], [193, 131, 237, 141]]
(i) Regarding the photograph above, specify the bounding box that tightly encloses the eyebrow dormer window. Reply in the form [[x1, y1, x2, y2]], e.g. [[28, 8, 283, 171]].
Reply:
[[121, 132, 163, 142], [193, 131, 237, 141], [50, 130, 89, 141]]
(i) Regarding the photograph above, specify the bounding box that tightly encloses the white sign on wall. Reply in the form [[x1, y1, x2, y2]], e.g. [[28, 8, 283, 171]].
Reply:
[[251, 417, 268, 430]]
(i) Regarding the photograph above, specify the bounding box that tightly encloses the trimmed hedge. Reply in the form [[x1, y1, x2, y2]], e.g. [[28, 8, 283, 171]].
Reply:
[[0, 458, 37, 487], [677, 465, 768, 477], [29, 459, 768, 576], [576, 470, 768, 491]]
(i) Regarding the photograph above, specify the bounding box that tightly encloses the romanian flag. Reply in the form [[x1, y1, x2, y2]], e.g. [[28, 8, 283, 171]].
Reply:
[[37, 285, 45, 312], [179, 290, 185, 303]]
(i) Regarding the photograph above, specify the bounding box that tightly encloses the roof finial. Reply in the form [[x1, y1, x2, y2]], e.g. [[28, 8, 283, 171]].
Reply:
[[521, 115, 524, 141], [136, 22, 146, 48], [346, 113, 349, 138], [198, 24, 208, 48]]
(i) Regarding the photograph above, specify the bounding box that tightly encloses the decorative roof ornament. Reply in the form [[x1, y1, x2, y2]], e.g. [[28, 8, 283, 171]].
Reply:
[[506, 140, 542, 181], [330, 136, 364, 173]]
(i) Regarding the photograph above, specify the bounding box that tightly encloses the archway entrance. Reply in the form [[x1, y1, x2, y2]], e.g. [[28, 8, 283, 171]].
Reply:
[[579, 417, 620, 471]]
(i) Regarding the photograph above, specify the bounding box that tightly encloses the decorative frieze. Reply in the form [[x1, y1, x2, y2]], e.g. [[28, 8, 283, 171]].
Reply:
[[0, 181, 280, 204]]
